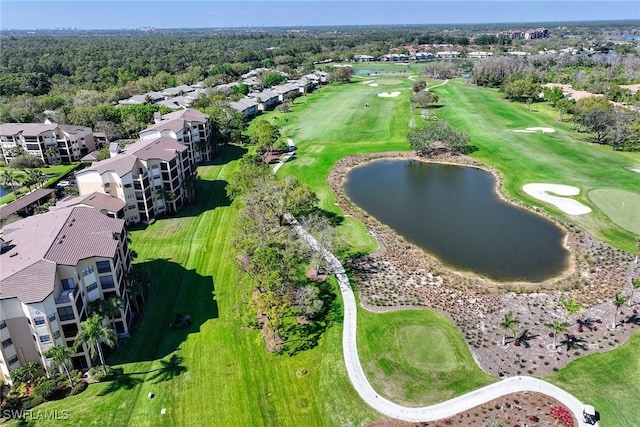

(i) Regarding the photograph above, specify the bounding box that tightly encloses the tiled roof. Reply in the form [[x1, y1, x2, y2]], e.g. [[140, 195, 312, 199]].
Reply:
[[229, 97, 258, 112], [44, 207, 123, 266], [160, 108, 208, 123], [0, 189, 56, 219], [0, 123, 58, 136], [0, 206, 124, 303], [143, 117, 186, 134], [131, 136, 187, 161], [54, 192, 126, 214], [78, 152, 137, 177]]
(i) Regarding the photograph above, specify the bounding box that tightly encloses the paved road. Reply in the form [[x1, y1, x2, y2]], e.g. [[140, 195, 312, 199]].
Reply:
[[288, 215, 597, 426]]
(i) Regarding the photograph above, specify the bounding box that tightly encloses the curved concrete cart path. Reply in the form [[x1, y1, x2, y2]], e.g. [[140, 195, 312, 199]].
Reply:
[[287, 215, 596, 426], [274, 145, 596, 425]]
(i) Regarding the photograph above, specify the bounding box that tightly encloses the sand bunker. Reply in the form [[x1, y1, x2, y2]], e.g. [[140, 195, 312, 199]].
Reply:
[[368, 83, 379, 87], [630, 167, 640, 174], [378, 91, 401, 98], [362, 80, 374, 85], [522, 183, 592, 215], [512, 127, 556, 133]]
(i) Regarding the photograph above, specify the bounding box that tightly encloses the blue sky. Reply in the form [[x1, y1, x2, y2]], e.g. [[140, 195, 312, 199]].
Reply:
[[1, 1, 638, 30]]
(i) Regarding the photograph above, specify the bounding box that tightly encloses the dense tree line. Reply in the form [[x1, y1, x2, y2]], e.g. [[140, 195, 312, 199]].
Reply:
[[226, 156, 341, 353]]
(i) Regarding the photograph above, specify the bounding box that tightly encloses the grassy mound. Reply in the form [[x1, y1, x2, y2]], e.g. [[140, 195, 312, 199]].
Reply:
[[358, 309, 496, 406], [589, 188, 640, 234]]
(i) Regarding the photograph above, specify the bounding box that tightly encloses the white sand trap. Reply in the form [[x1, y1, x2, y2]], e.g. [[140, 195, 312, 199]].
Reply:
[[523, 183, 592, 215], [512, 127, 556, 133], [378, 91, 401, 98], [362, 80, 374, 85], [630, 167, 640, 174], [368, 83, 379, 87]]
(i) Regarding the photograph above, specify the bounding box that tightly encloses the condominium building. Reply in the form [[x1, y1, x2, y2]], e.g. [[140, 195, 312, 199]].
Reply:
[[0, 206, 132, 384], [139, 108, 213, 165], [0, 122, 97, 165], [75, 136, 192, 224]]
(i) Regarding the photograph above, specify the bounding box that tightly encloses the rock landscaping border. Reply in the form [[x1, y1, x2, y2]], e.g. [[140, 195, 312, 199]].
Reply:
[[328, 151, 640, 377]]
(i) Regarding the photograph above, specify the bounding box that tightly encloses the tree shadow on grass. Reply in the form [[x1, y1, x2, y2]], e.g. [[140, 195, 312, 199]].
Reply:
[[148, 354, 187, 384], [279, 280, 339, 356], [307, 207, 345, 227], [208, 143, 248, 166], [159, 179, 231, 220], [97, 368, 143, 396], [107, 259, 218, 366]]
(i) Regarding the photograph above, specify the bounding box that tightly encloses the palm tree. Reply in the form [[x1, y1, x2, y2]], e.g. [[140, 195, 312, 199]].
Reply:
[[2, 169, 18, 196], [612, 293, 629, 329], [630, 278, 640, 306], [182, 170, 199, 203], [44, 146, 59, 165], [561, 298, 581, 322], [546, 320, 569, 349], [10, 361, 41, 385], [44, 345, 74, 386], [73, 314, 117, 375], [126, 266, 150, 313], [500, 312, 520, 346], [158, 188, 175, 214]]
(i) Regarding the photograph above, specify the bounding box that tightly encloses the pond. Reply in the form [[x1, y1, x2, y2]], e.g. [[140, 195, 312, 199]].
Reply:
[[344, 159, 569, 282]]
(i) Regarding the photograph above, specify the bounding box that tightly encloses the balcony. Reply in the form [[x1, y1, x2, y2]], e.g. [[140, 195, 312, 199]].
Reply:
[[55, 286, 79, 305]]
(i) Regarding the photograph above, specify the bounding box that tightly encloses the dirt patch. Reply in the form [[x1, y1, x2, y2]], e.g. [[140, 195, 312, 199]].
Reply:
[[367, 392, 576, 427], [328, 151, 640, 377]]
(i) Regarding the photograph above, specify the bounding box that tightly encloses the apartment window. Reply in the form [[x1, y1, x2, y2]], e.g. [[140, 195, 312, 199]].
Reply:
[[39, 335, 51, 344], [87, 282, 98, 292], [34, 317, 46, 326], [61, 323, 78, 338], [57, 306, 75, 321], [100, 275, 115, 289], [128, 205, 136, 210], [61, 278, 76, 290], [104, 182, 111, 187], [124, 183, 132, 188], [126, 194, 134, 200], [8, 355, 18, 365], [0, 320, 6, 329], [48, 313, 56, 323], [82, 266, 94, 276], [1, 338, 12, 348], [53, 330, 61, 340], [96, 260, 111, 273]]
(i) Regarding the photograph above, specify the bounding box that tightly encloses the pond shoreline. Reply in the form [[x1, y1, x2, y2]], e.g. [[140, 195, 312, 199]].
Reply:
[[328, 151, 640, 376]]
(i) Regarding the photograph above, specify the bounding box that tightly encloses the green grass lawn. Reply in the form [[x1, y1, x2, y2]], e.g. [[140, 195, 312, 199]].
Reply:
[[547, 331, 640, 427], [588, 188, 640, 235], [0, 163, 81, 205], [16, 73, 640, 426], [24, 149, 378, 427], [357, 309, 496, 407]]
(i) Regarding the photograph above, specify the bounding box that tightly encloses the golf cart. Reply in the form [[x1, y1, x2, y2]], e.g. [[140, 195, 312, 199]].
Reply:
[[583, 404, 597, 425]]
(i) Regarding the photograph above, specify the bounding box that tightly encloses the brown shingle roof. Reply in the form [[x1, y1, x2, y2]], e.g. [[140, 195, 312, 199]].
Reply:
[[0, 206, 124, 303]]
